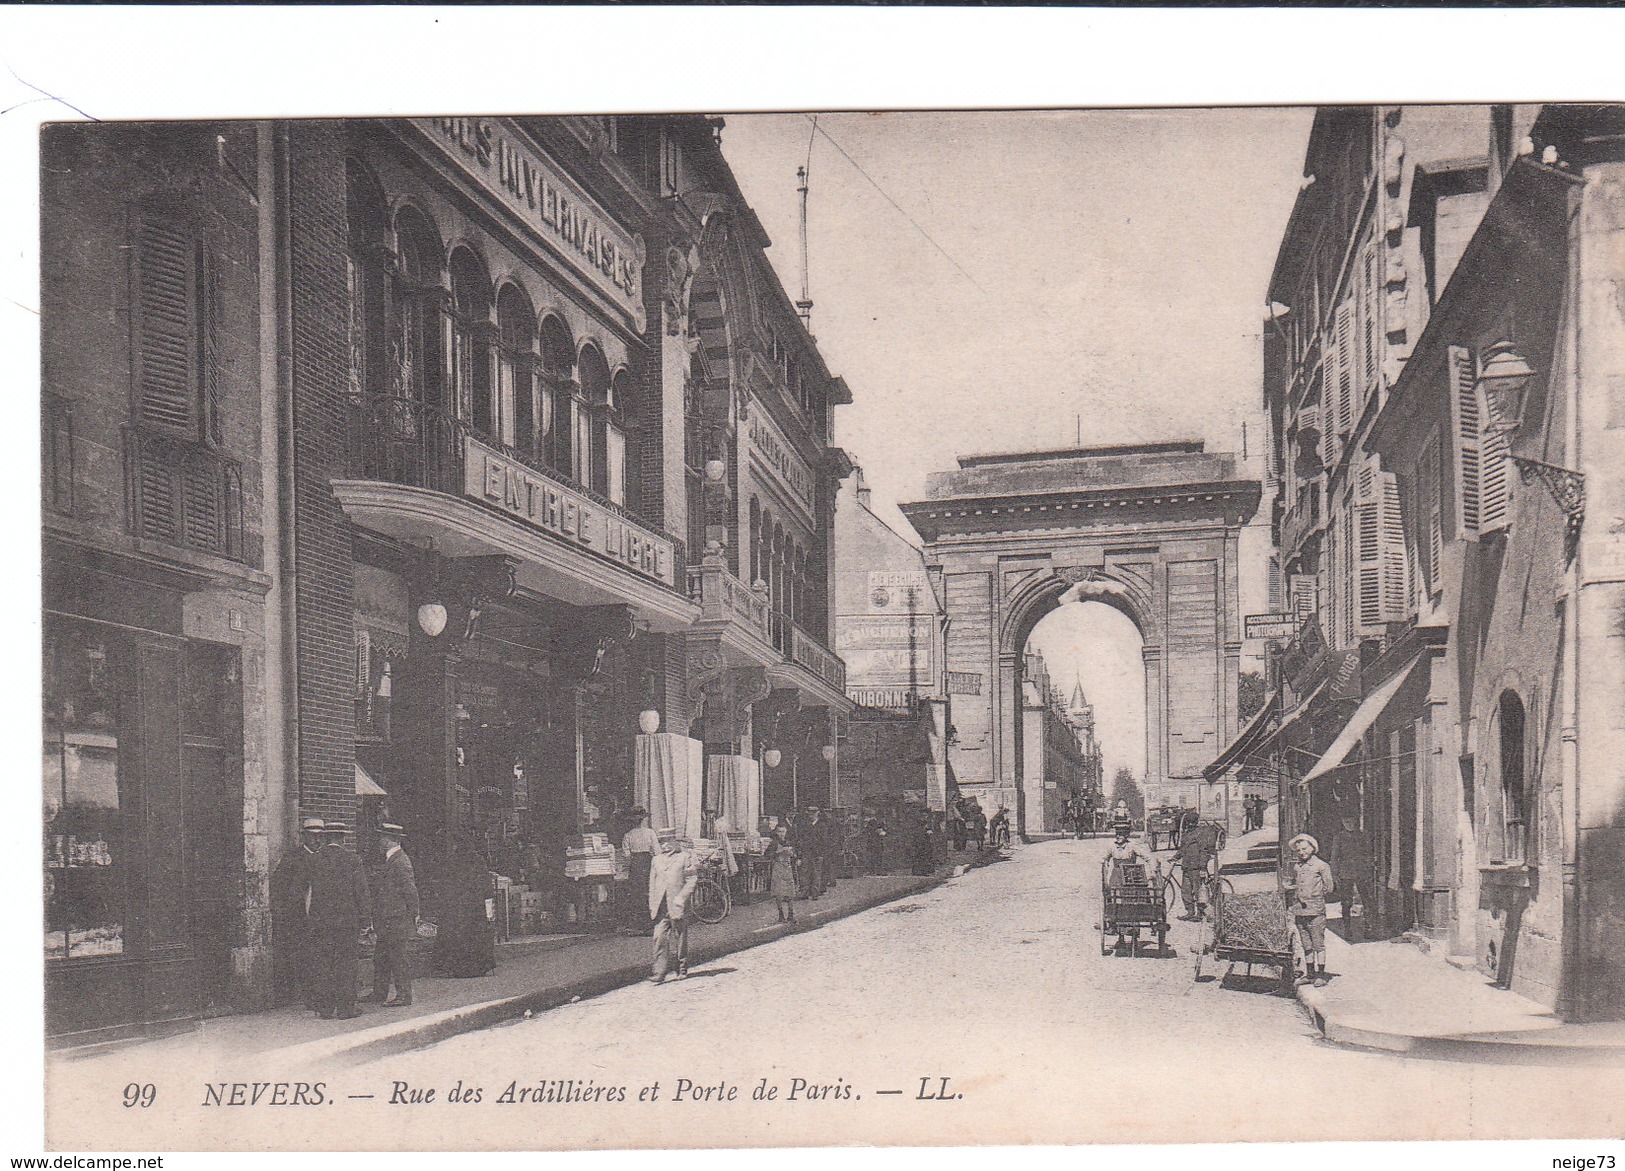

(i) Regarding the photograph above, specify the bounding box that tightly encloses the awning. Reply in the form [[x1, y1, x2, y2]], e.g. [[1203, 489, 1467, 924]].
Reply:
[[356, 763, 388, 797], [1300, 656, 1426, 786], [1202, 689, 1281, 780]]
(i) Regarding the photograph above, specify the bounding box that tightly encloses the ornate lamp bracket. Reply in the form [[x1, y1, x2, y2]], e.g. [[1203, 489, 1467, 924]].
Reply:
[[1512, 456, 1586, 551]]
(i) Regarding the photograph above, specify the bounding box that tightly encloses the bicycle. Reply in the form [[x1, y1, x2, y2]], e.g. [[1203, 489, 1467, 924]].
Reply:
[[1164, 855, 1222, 920], [689, 857, 732, 925]]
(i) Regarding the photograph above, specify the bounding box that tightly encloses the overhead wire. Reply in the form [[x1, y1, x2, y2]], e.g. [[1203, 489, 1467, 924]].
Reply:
[[803, 114, 988, 296]]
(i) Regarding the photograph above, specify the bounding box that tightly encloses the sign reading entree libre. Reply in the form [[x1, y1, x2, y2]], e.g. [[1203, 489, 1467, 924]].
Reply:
[[465, 437, 675, 588]]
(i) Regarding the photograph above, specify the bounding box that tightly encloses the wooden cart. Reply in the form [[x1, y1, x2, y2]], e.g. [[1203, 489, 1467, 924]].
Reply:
[[1192, 866, 1296, 992], [1099, 857, 1169, 957]]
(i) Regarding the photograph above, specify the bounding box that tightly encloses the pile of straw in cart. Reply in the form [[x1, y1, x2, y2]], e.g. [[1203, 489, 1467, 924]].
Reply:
[[1218, 891, 1291, 952]]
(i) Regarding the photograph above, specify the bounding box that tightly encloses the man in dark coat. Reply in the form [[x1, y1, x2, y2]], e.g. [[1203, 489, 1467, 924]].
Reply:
[[1176, 814, 1221, 921], [306, 822, 372, 1019], [791, 806, 829, 898], [367, 822, 420, 1007], [270, 816, 324, 1008]]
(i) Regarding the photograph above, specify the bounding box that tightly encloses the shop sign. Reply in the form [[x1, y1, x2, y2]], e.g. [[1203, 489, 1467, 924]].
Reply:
[[948, 670, 983, 696], [465, 437, 677, 589], [414, 118, 645, 326], [747, 410, 815, 522], [1244, 612, 1297, 640]]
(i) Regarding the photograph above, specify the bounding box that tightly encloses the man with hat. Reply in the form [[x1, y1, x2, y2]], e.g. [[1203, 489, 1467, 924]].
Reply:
[[306, 821, 372, 1019], [368, 822, 420, 1007], [620, 807, 657, 932], [270, 816, 324, 1008]]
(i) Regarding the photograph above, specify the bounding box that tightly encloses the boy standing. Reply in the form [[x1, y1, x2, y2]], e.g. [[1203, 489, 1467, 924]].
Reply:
[[1287, 833, 1335, 987]]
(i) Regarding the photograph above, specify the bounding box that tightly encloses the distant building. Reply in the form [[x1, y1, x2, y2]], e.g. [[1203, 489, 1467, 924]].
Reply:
[[1018, 658, 1104, 833], [832, 469, 948, 815]]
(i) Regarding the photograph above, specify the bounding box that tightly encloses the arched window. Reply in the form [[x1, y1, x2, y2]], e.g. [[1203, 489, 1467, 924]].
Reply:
[[538, 316, 575, 472], [496, 285, 537, 459], [391, 209, 444, 407], [577, 344, 611, 495], [345, 159, 390, 400], [448, 249, 494, 435], [608, 368, 637, 508], [1497, 690, 1531, 863]]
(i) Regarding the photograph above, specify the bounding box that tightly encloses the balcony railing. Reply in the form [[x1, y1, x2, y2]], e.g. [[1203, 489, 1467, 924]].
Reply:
[[687, 559, 772, 641], [346, 393, 685, 578], [779, 613, 846, 693], [687, 557, 846, 693], [125, 429, 244, 561]]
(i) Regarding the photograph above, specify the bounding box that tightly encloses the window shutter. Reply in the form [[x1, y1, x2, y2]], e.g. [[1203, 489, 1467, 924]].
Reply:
[[1335, 300, 1356, 445], [201, 246, 224, 447], [1319, 363, 1339, 471], [1361, 243, 1381, 411], [135, 445, 180, 543], [1355, 460, 1384, 633], [1414, 432, 1443, 601], [134, 210, 199, 435], [1379, 471, 1408, 622], [182, 458, 222, 551], [1478, 370, 1512, 534], [1290, 574, 1319, 620], [1268, 556, 1284, 611], [1449, 345, 1482, 539]]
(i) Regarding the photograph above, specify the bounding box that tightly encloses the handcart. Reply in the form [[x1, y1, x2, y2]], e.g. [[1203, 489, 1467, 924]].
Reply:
[[1099, 856, 1169, 957], [1192, 864, 1295, 992], [1145, 806, 1185, 852]]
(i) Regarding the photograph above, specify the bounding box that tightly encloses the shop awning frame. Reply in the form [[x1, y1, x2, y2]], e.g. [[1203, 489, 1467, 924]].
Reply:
[[1300, 656, 1426, 786], [356, 763, 388, 797], [1202, 688, 1281, 780]]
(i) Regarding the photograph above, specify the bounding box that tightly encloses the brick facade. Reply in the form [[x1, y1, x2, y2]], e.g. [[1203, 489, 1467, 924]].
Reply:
[[287, 122, 359, 828]]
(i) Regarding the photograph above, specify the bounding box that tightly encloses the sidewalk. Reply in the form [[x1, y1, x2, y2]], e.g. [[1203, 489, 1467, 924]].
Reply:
[[53, 857, 994, 1071], [1298, 926, 1625, 1062]]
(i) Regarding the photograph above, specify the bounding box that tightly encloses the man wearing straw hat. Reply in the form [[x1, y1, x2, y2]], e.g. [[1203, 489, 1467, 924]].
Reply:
[[368, 823, 420, 1007], [1287, 833, 1335, 988], [648, 832, 698, 984]]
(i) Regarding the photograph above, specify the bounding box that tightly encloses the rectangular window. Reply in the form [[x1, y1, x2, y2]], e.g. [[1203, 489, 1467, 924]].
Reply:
[[572, 400, 593, 487], [606, 426, 626, 506], [43, 624, 125, 962]]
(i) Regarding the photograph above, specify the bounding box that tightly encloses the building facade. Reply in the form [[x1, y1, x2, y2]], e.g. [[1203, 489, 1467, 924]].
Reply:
[[40, 113, 855, 1041], [1264, 103, 1625, 1020], [43, 121, 278, 1041], [832, 469, 949, 815]]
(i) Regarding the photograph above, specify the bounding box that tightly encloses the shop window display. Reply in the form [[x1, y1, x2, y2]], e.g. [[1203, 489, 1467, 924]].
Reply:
[[43, 624, 126, 961]]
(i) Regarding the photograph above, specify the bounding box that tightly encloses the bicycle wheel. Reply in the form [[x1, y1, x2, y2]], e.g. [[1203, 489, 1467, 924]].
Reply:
[[691, 877, 728, 925], [1164, 864, 1183, 916]]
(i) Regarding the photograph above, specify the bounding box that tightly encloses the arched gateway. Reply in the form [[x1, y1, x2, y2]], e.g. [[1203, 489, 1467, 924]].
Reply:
[[901, 442, 1260, 837]]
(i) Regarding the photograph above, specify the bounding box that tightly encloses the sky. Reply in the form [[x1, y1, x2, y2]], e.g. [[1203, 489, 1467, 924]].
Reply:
[[719, 109, 1313, 781]]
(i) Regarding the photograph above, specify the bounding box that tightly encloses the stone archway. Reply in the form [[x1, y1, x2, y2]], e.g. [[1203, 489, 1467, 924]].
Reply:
[[901, 442, 1260, 837]]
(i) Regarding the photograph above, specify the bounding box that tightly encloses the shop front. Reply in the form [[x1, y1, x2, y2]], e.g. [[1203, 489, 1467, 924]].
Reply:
[[43, 552, 253, 1042]]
